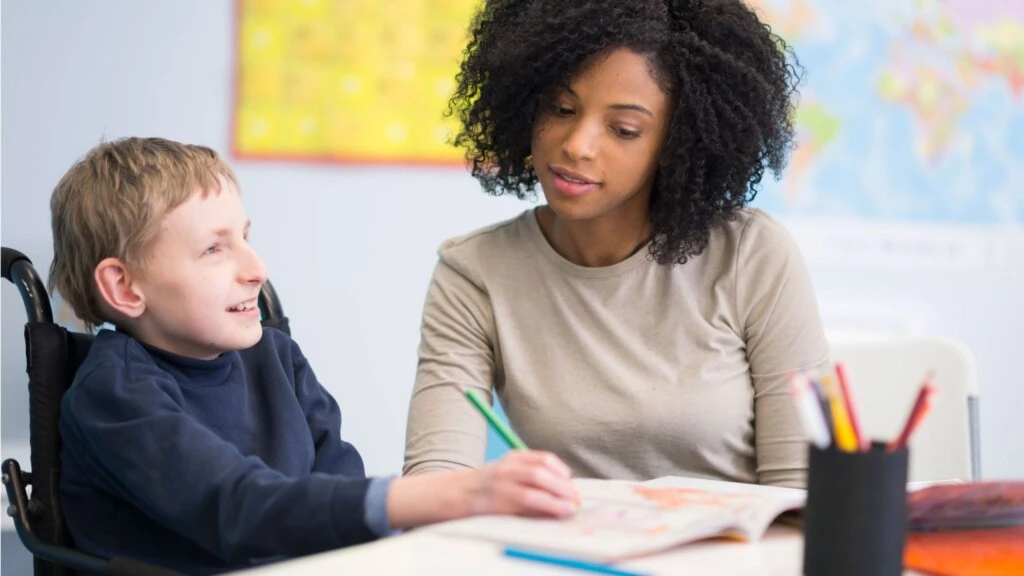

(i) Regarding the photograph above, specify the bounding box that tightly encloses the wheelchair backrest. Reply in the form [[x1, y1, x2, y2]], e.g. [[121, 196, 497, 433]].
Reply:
[[23, 323, 92, 576]]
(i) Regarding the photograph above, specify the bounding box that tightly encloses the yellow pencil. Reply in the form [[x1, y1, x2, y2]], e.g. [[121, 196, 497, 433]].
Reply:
[[821, 374, 859, 452]]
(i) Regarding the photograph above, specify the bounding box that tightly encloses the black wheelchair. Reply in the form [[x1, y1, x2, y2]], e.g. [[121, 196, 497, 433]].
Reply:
[[1, 247, 290, 576]]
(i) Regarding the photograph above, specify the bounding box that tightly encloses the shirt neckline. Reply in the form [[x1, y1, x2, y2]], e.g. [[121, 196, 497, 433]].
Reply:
[[523, 207, 654, 279]]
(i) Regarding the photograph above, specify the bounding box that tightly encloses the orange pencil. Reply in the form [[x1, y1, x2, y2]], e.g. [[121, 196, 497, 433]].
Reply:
[[834, 363, 867, 452], [886, 374, 937, 452]]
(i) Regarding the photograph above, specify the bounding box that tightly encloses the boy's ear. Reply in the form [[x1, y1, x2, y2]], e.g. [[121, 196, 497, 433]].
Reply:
[[93, 258, 145, 319]]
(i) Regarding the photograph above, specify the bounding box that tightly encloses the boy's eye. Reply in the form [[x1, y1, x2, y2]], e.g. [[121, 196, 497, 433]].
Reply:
[[203, 245, 220, 255]]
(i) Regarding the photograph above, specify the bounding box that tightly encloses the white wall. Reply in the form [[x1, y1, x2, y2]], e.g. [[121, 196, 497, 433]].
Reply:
[[2, 1, 1022, 482]]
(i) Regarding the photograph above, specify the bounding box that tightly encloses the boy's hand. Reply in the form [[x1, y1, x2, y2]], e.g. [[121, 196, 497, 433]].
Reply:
[[463, 450, 578, 518], [386, 450, 578, 529]]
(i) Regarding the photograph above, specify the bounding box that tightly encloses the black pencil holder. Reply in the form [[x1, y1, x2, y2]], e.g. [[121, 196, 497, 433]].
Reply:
[[803, 442, 908, 576]]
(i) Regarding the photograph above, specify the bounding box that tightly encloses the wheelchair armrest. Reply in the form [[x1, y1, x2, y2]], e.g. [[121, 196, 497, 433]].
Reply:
[[3, 459, 106, 574], [2, 459, 187, 576]]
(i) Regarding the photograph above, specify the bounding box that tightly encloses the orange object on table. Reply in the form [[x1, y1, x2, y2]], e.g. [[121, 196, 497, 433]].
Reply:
[[904, 526, 1024, 576]]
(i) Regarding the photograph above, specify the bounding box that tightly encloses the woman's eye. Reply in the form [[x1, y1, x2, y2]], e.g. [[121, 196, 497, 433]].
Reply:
[[614, 127, 641, 139]]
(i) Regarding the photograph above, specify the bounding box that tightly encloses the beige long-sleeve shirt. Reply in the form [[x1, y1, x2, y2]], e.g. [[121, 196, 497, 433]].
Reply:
[[403, 207, 829, 488]]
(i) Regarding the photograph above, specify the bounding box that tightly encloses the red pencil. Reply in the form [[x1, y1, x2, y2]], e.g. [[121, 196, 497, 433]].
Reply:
[[834, 363, 868, 452], [887, 374, 937, 452]]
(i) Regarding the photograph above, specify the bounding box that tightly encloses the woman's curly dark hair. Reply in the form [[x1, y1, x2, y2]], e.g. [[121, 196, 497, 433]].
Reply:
[[449, 0, 802, 264]]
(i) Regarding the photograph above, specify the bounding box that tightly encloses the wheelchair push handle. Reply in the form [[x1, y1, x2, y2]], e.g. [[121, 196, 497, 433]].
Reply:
[[2, 247, 54, 324], [2, 247, 30, 278]]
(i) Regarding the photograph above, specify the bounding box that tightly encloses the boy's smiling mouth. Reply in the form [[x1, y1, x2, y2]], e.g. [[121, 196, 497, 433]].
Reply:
[[227, 298, 258, 313]]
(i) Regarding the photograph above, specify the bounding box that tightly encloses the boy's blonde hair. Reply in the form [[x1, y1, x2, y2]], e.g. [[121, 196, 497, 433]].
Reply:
[[49, 137, 237, 331]]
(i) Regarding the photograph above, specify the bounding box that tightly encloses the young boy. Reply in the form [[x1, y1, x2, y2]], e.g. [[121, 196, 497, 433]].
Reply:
[[49, 137, 577, 575]]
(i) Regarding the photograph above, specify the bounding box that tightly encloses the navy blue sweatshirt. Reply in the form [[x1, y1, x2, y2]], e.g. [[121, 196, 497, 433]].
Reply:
[[59, 328, 379, 574]]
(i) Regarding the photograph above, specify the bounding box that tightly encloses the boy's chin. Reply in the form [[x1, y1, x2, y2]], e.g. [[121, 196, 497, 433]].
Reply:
[[213, 326, 265, 354], [236, 326, 266, 349]]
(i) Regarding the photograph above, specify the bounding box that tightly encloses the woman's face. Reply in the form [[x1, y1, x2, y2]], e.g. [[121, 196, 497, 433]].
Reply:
[[531, 48, 671, 226]]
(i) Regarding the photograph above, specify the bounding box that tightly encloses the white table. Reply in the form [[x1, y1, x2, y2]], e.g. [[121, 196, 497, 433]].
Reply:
[[230, 526, 928, 576]]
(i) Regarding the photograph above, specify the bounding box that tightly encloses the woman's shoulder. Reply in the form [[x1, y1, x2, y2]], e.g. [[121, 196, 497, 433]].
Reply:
[[709, 207, 799, 255], [688, 208, 804, 281], [713, 207, 789, 238], [436, 209, 538, 272]]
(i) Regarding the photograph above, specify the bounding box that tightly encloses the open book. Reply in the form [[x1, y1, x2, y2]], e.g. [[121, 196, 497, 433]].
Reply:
[[427, 476, 806, 563]]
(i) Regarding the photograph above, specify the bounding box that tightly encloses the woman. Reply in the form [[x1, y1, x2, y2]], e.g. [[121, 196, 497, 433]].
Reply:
[[404, 0, 828, 488]]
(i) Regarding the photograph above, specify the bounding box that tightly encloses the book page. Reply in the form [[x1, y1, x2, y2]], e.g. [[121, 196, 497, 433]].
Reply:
[[428, 477, 806, 563], [640, 476, 807, 540]]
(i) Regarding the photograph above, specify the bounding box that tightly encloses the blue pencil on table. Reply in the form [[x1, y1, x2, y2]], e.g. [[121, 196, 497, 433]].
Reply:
[[503, 546, 650, 576]]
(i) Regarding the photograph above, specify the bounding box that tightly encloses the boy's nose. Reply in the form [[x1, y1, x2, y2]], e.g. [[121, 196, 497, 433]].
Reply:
[[240, 245, 268, 285]]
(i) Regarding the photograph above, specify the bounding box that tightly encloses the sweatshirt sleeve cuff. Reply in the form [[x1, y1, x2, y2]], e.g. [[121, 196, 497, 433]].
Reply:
[[364, 476, 401, 538]]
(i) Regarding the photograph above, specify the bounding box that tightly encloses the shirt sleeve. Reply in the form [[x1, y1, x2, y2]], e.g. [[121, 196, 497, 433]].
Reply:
[[403, 257, 495, 476], [61, 360, 377, 563], [288, 338, 367, 477], [362, 476, 400, 537], [735, 212, 831, 488]]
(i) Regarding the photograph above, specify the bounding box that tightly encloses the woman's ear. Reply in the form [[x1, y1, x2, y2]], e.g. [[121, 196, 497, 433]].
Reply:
[[93, 258, 145, 319]]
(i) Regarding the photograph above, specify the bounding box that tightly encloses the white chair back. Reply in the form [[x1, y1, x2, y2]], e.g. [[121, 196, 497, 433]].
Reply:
[[827, 335, 979, 482]]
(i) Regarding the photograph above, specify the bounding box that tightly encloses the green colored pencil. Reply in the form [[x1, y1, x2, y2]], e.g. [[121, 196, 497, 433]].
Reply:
[[463, 388, 528, 450]]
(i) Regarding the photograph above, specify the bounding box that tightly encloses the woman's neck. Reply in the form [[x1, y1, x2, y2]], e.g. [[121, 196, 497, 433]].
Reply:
[[536, 205, 652, 267]]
